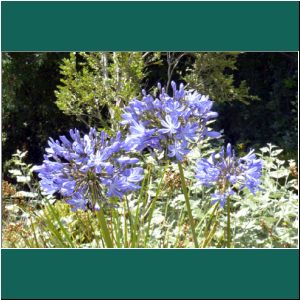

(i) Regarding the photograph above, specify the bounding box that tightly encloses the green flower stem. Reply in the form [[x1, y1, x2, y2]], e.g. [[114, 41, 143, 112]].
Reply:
[[200, 202, 220, 248], [132, 165, 150, 247], [178, 161, 199, 248], [227, 197, 231, 248], [90, 184, 114, 248], [96, 208, 114, 248], [202, 211, 219, 248], [123, 203, 129, 248], [143, 161, 169, 247]]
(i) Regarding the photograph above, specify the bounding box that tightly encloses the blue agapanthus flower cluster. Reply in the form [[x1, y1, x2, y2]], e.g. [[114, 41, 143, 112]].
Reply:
[[195, 143, 263, 207], [121, 81, 221, 161], [33, 128, 143, 211]]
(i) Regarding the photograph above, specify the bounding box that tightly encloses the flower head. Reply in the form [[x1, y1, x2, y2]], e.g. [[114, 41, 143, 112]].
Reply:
[[121, 81, 220, 161], [33, 128, 143, 211], [195, 143, 262, 207]]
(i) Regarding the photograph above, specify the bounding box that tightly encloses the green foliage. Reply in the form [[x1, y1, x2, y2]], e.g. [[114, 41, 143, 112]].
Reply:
[[229, 144, 298, 248], [55, 52, 145, 130], [185, 52, 258, 104], [2, 142, 298, 248], [8, 151, 34, 189], [140, 143, 298, 248]]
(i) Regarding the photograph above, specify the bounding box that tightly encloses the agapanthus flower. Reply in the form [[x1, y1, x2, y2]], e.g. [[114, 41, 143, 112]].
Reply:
[[121, 81, 220, 161], [195, 143, 262, 207], [33, 128, 143, 211]]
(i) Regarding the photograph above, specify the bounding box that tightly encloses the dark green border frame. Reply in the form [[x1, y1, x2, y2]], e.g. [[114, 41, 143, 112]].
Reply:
[[1, 249, 299, 299], [1, 1, 299, 299], [1, 1, 299, 51]]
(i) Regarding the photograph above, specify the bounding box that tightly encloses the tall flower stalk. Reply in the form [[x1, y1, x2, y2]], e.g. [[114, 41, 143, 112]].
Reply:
[[227, 197, 231, 248], [121, 81, 220, 247], [178, 161, 199, 247]]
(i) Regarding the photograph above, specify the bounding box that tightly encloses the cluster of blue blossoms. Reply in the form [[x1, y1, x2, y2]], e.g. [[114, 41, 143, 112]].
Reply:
[[35, 82, 262, 210], [121, 81, 220, 161], [195, 143, 263, 207], [33, 128, 143, 211]]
